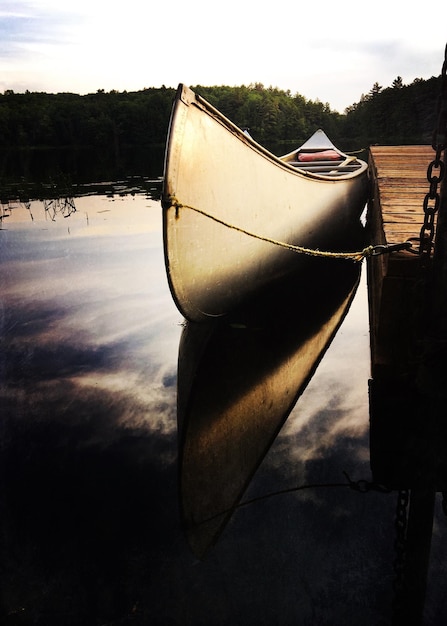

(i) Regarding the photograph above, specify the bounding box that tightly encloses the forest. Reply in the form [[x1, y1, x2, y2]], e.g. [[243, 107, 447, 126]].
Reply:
[[0, 74, 442, 188]]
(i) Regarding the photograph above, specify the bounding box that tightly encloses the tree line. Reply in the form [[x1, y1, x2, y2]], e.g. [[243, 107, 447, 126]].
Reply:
[[0, 75, 442, 184]]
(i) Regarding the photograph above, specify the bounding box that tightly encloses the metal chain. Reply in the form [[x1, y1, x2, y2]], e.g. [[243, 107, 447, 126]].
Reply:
[[390, 47, 447, 624], [419, 44, 447, 266], [392, 489, 409, 620]]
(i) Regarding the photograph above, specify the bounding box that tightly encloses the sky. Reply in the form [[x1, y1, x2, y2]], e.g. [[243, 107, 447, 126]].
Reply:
[[0, 0, 446, 112]]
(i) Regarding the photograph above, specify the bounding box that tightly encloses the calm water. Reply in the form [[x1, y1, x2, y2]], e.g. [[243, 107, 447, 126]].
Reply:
[[1, 189, 447, 625]]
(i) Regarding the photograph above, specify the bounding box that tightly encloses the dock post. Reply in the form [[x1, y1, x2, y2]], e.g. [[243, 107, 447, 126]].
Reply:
[[367, 144, 446, 624], [393, 487, 436, 625]]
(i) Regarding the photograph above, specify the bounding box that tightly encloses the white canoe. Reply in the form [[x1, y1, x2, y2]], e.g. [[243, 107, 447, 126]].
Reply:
[[162, 84, 368, 322]]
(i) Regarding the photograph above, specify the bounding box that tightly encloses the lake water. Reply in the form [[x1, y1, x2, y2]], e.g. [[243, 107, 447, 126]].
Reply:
[[1, 187, 447, 625]]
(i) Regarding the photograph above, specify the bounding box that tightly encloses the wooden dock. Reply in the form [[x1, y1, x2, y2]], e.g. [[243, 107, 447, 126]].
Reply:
[[366, 144, 443, 490], [367, 145, 434, 383], [367, 145, 445, 624]]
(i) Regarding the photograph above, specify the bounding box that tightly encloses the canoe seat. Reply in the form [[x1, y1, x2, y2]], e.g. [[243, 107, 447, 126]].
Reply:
[[287, 160, 362, 175], [289, 160, 344, 167]]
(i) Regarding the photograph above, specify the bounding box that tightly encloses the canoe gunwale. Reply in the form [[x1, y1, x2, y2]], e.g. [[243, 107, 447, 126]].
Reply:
[[182, 85, 368, 182]]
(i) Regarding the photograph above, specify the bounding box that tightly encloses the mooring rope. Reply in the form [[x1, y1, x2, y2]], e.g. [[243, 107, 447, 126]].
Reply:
[[168, 196, 412, 261], [187, 472, 391, 528]]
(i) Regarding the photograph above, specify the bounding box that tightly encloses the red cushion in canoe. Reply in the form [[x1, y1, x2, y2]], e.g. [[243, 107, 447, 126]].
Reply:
[[298, 149, 341, 162]]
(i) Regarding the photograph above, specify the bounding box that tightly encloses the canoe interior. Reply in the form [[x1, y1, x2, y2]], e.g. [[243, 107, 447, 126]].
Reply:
[[280, 128, 365, 175]]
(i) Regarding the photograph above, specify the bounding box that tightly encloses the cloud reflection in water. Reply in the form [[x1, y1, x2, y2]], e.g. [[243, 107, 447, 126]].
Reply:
[[1, 195, 181, 438], [1, 194, 192, 623], [276, 270, 371, 470]]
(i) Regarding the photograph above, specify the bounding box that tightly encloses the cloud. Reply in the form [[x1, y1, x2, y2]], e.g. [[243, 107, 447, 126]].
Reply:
[[0, 2, 83, 59], [1, 0, 445, 112]]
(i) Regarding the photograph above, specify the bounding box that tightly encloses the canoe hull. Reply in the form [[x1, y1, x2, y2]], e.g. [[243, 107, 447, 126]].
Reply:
[[162, 84, 369, 321]]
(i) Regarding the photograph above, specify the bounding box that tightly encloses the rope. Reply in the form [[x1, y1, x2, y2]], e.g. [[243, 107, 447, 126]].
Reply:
[[186, 472, 391, 528], [168, 197, 411, 262]]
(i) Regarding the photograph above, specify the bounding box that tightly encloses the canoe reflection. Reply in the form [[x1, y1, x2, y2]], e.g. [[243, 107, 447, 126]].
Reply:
[[177, 254, 363, 558]]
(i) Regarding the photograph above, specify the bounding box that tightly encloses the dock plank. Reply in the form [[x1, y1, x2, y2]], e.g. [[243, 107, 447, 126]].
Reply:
[[368, 145, 434, 247]]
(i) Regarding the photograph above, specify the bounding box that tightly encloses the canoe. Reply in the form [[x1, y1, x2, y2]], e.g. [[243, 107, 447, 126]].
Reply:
[[161, 84, 369, 322], [177, 254, 362, 558]]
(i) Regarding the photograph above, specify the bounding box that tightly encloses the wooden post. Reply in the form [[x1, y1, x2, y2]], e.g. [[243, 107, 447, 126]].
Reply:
[[394, 488, 436, 625], [367, 145, 447, 624], [398, 155, 447, 625]]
